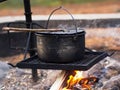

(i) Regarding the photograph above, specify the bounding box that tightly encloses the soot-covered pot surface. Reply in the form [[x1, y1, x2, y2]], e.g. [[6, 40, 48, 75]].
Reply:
[[36, 30, 85, 63]]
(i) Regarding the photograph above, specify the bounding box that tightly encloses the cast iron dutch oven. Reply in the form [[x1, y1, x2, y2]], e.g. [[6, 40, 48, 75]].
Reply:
[[36, 6, 85, 63]]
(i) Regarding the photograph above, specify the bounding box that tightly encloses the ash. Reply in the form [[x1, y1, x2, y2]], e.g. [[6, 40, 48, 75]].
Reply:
[[0, 66, 61, 90], [82, 56, 120, 90], [0, 56, 120, 90]]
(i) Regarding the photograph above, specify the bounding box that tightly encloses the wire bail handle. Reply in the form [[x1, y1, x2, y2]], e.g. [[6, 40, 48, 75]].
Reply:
[[45, 6, 78, 33]]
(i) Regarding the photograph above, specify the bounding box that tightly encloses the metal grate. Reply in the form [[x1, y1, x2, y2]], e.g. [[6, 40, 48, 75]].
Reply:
[[16, 51, 108, 71]]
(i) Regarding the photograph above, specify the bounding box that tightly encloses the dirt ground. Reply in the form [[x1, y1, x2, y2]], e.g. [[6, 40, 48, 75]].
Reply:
[[0, 1, 120, 16]]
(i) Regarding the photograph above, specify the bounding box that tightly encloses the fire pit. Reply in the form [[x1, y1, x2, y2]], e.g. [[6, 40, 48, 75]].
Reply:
[[1, 55, 120, 90], [1, 0, 112, 85]]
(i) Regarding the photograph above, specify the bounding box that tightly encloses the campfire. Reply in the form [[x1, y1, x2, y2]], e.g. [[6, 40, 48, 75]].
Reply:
[[62, 70, 98, 90], [50, 70, 99, 90], [1, 56, 120, 90], [0, 0, 120, 90], [50, 56, 120, 90]]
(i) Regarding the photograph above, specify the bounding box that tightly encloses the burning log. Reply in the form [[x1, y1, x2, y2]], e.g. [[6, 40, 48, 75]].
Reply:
[[50, 71, 68, 90], [50, 70, 99, 90]]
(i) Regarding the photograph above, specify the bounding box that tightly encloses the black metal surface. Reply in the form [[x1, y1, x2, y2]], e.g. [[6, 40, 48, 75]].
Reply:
[[36, 31, 85, 63], [23, 0, 36, 56], [16, 51, 108, 71], [23, 0, 32, 28], [23, 0, 38, 81], [0, 0, 6, 3]]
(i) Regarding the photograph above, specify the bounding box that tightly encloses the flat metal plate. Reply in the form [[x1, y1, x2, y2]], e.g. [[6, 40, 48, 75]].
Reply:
[[16, 51, 108, 71]]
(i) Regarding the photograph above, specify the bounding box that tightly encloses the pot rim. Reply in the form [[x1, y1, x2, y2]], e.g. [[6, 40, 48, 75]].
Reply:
[[36, 29, 85, 36]]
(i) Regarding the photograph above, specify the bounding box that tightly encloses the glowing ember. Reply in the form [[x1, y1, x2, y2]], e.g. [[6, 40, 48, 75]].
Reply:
[[62, 70, 98, 90]]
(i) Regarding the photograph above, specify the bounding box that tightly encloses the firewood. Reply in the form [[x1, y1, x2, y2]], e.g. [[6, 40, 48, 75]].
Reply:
[[50, 71, 67, 90]]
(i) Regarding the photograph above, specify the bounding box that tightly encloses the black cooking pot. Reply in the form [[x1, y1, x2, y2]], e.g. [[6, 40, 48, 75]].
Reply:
[[36, 6, 85, 63], [36, 30, 85, 63]]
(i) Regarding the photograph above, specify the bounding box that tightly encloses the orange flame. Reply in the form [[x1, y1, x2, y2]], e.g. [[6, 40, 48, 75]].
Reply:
[[62, 70, 98, 90]]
